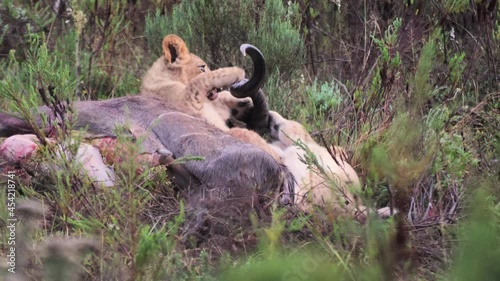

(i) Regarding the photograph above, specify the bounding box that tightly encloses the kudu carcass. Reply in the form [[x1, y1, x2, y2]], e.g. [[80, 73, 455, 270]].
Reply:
[[0, 44, 294, 204]]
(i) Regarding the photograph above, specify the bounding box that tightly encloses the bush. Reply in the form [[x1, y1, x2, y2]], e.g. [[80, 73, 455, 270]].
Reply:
[[145, 0, 304, 77]]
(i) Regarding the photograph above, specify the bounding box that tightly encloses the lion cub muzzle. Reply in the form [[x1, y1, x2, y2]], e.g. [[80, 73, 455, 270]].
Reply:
[[207, 90, 218, 101], [207, 87, 225, 101]]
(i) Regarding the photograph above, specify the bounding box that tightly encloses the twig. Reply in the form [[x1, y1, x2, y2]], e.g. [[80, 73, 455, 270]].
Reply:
[[311, 24, 365, 51]]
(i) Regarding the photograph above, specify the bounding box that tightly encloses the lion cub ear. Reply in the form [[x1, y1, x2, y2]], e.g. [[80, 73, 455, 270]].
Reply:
[[162, 34, 190, 64]]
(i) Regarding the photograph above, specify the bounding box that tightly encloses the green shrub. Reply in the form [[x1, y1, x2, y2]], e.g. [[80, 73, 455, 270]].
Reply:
[[444, 0, 470, 14], [446, 187, 500, 281], [307, 79, 343, 117], [145, 0, 304, 76], [248, 0, 304, 76]]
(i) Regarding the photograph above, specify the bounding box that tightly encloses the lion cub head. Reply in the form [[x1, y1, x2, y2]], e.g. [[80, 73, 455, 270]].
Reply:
[[161, 34, 212, 84], [216, 91, 253, 120], [142, 34, 254, 127], [142, 34, 210, 96], [269, 111, 315, 147]]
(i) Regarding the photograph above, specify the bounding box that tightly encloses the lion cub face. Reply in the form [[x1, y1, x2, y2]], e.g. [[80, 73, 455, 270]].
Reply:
[[269, 111, 314, 147], [160, 34, 211, 85], [217, 91, 253, 120], [167, 52, 210, 85], [142, 34, 212, 96]]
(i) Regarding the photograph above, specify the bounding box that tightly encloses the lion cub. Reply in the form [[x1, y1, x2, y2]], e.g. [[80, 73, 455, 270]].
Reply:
[[141, 34, 253, 131], [268, 111, 363, 218]]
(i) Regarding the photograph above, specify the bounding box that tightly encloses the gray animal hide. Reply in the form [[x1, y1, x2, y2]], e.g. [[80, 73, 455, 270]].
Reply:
[[153, 112, 285, 196], [37, 95, 174, 153], [31, 94, 286, 196]]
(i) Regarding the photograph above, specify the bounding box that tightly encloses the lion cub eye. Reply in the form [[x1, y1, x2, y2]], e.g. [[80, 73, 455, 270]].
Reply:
[[199, 65, 206, 72]]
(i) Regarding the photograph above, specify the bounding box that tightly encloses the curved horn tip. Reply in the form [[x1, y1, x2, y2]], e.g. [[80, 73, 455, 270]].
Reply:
[[239, 43, 256, 56]]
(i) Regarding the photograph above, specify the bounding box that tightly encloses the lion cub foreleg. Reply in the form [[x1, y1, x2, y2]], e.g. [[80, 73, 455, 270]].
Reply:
[[184, 67, 245, 103], [183, 67, 246, 131]]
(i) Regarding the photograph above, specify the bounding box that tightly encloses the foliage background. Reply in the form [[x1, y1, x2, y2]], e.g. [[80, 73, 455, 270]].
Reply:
[[0, 0, 499, 280]]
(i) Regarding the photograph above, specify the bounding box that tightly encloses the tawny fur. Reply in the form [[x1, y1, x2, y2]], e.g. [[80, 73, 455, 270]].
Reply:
[[215, 91, 253, 121], [228, 128, 281, 162], [268, 111, 362, 217], [269, 111, 397, 221], [141, 34, 252, 131]]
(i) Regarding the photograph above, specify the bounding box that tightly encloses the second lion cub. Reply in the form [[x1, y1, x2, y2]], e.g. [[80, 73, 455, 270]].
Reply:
[[268, 111, 364, 219], [269, 111, 396, 221]]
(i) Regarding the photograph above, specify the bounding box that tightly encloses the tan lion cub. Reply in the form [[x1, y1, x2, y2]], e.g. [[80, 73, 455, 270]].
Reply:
[[141, 34, 253, 131], [269, 111, 396, 221], [268, 111, 365, 218]]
